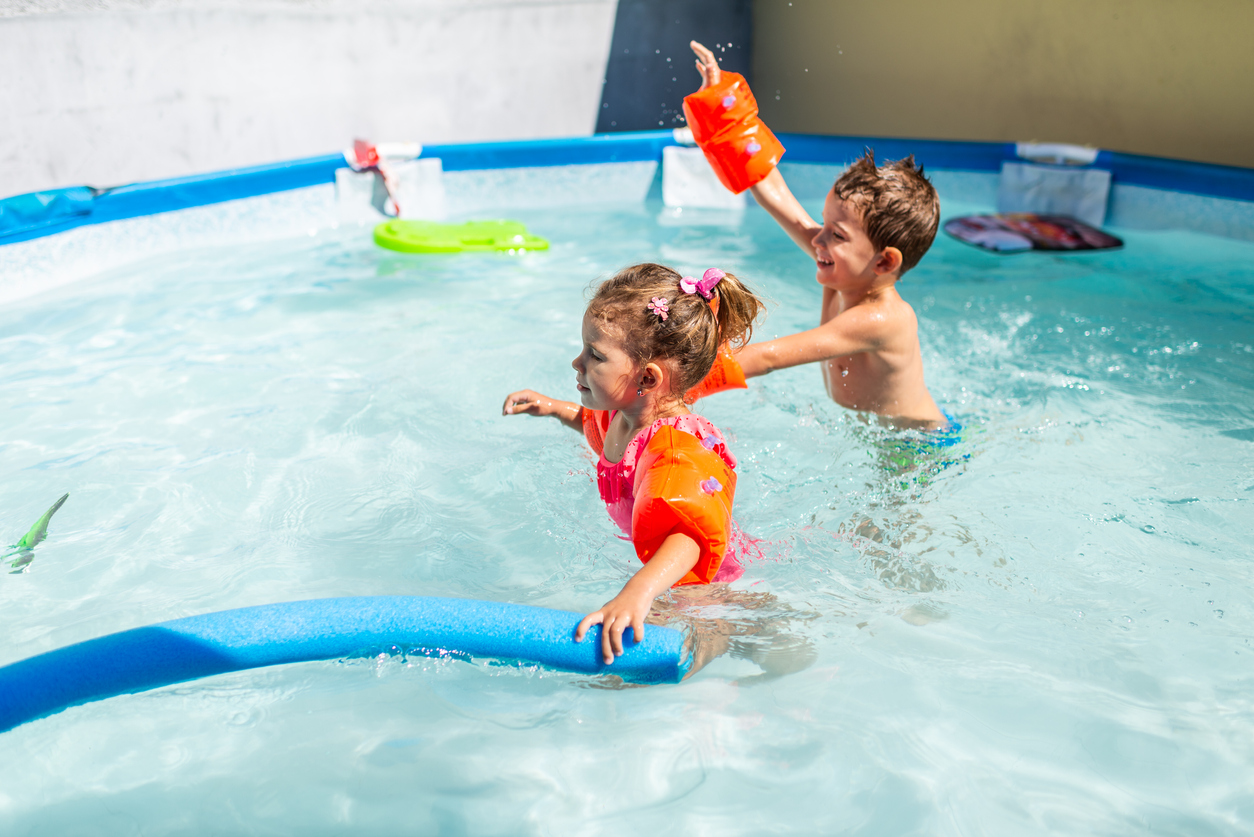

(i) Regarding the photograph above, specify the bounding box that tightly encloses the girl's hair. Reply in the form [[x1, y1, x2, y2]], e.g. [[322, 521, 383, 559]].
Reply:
[[587, 262, 765, 397]]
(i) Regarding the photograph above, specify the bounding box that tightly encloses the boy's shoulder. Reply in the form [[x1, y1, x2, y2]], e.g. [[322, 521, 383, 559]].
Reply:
[[821, 287, 919, 346]]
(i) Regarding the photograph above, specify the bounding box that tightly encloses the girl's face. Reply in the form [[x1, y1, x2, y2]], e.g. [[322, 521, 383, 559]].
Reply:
[[571, 313, 639, 411]]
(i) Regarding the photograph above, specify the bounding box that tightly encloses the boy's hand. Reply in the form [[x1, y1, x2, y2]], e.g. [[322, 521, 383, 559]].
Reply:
[[502, 389, 557, 417], [690, 40, 721, 90], [576, 589, 651, 665]]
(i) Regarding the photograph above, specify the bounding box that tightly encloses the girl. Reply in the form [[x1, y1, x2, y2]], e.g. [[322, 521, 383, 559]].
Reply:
[[502, 262, 765, 666]]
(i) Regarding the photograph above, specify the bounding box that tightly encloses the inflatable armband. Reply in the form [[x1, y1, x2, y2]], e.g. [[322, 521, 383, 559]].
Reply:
[[685, 345, 747, 402], [631, 427, 737, 585], [682, 72, 785, 195], [582, 407, 609, 456], [374, 220, 549, 254]]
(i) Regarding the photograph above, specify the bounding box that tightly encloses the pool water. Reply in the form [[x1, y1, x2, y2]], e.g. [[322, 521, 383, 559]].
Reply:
[[1, 187, 1253, 834]]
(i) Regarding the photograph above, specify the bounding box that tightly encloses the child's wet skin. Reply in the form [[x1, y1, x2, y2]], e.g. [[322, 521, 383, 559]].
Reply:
[[685, 40, 947, 429], [505, 263, 768, 673]]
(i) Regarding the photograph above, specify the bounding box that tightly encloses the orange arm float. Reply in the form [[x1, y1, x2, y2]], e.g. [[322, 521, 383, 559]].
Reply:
[[682, 72, 785, 195], [582, 408, 611, 456], [630, 427, 738, 586], [685, 344, 747, 403]]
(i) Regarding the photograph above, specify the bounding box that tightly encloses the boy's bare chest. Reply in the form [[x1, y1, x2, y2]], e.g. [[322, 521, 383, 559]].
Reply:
[[822, 352, 890, 402], [819, 299, 917, 410]]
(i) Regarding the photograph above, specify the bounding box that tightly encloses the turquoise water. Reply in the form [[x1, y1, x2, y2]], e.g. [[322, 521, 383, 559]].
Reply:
[[1, 192, 1253, 834]]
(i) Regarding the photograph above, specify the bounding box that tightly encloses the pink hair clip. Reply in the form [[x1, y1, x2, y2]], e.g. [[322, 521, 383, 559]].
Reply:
[[647, 296, 669, 320], [680, 268, 725, 300]]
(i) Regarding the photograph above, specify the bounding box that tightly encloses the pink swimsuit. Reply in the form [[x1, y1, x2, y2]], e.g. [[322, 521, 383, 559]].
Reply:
[[583, 410, 745, 584]]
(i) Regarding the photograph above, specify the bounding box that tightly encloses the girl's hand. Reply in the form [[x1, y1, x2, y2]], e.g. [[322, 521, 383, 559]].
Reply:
[[503, 390, 584, 431], [690, 40, 721, 90], [502, 389, 556, 417], [574, 532, 701, 665], [576, 589, 652, 665]]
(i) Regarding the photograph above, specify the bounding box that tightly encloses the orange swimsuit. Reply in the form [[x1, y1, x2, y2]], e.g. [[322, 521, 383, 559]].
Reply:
[[582, 409, 746, 585]]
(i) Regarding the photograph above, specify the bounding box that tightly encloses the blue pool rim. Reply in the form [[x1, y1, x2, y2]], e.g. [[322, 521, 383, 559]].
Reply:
[[0, 596, 691, 734], [2, 130, 1253, 246]]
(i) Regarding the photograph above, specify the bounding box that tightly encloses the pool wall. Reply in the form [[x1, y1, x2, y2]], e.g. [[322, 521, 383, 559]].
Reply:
[[2, 129, 1253, 306], [5, 131, 1253, 244]]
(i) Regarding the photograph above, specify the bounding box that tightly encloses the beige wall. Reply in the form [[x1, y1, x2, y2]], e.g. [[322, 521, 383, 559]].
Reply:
[[753, 0, 1254, 169]]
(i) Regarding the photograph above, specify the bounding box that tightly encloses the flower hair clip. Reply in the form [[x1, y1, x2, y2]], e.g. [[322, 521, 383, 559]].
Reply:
[[680, 268, 725, 300], [647, 296, 669, 320]]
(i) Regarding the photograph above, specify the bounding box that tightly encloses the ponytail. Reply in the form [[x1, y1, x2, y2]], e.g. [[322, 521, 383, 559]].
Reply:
[[710, 270, 761, 351]]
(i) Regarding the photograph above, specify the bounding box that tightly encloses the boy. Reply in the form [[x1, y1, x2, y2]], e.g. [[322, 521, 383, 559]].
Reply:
[[687, 42, 946, 428]]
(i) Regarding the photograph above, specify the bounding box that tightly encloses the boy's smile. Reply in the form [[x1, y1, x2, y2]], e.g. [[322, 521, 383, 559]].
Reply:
[[811, 192, 881, 289]]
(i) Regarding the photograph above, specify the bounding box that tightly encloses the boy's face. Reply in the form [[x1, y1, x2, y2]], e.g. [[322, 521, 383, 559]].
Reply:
[[811, 192, 884, 290]]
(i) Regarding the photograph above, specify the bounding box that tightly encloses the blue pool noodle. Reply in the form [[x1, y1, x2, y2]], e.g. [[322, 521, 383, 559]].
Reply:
[[0, 596, 690, 734]]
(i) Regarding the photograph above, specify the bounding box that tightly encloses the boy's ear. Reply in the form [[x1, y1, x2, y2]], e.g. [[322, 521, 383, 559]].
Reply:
[[874, 247, 904, 276]]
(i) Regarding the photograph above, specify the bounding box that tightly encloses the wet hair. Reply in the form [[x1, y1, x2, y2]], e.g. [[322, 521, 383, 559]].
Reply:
[[832, 150, 940, 274], [587, 262, 764, 397]]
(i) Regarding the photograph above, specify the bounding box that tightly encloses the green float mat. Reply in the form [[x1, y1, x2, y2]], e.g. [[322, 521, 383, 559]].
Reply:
[[373, 220, 549, 254]]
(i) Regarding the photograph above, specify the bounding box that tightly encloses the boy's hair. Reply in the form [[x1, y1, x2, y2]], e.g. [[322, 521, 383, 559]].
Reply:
[[588, 263, 764, 396], [833, 151, 939, 274]]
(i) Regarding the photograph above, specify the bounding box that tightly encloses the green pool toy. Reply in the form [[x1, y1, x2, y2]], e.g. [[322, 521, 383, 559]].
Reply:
[[373, 220, 549, 254]]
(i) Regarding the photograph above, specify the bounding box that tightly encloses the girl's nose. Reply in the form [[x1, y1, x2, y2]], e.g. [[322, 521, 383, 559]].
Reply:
[[571, 354, 583, 372]]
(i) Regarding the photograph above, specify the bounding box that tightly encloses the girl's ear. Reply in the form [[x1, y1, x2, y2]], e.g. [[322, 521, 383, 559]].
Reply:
[[641, 361, 667, 393]]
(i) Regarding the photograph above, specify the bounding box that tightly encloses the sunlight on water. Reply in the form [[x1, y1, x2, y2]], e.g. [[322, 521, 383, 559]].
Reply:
[[1, 190, 1252, 833]]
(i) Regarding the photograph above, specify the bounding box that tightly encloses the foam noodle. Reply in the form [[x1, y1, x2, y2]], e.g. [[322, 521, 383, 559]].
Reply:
[[0, 596, 691, 733]]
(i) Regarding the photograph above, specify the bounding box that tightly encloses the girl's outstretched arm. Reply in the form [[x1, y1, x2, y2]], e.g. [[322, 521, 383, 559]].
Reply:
[[502, 389, 583, 432], [575, 532, 701, 665]]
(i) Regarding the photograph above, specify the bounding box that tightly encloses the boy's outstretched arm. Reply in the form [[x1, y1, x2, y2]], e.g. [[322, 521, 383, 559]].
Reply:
[[689, 40, 819, 258], [502, 389, 583, 432], [735, 309, 882, 377]]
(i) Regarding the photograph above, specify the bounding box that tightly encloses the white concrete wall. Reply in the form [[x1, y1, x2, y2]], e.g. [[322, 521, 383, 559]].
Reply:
[[0, 0, 618, 195]]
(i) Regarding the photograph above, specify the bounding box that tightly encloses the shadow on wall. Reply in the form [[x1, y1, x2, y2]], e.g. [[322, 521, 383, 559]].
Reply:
[[598, 0, 752, 132], [751, 0, 1254, 169]]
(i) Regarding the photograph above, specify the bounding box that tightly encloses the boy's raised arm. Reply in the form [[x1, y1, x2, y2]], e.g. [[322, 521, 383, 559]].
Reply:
[[688, 41, 819, 259], [750, 169, 821, 259]]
